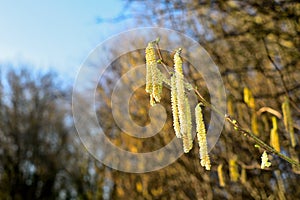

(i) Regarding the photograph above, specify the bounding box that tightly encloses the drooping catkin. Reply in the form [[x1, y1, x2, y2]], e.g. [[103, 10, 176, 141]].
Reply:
[[145, 42, 155, 94], [243, 87, 250, 105], [251, 113, 260, 136], [229, 157, 239, 182], [217, 164, 225, 187], [282, 97, 296, 148], [243, 87, 255, 109], [152, 68, 163, 103], [145, 42, 162, 105], [270, 116, 280, 152], [244, 87, 259, 136], [174, 49, 189, 152], [195, 103, 211, 170], [171, 75, 181, 138], [227, 96, 234, 116], [184, 96, 193, 152], [261, 151, 271, 169], [240, 167, 247, 184]]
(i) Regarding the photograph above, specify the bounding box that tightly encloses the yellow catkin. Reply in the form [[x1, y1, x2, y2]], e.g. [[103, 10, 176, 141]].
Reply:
[[249, 96, 255, 110], [184, 96, 193, 152], [282, 97, 296, 147], [217, 164, 225, 187], [240, 167, 247, 184], [195, 103, 211, 170], [270, 116, 280, 152], [261, 151, 271, 169], [145, 42, 162, 105], [150, 94, 155, 107], [229, 157, 239, 182], [251, 113, 260, 136], [243, 87, 250, 105], [145, 42, 155, 94], [174, 49, 189, 152], [244, 87, 255, 109], [227, 96, 234, 116], [171, 75, 181, 138], [152, 68, 163, 103]]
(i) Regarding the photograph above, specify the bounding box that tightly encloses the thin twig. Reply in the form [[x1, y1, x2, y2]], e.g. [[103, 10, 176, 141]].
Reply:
[[262, 37, 300, 113], [155, 42, 171, 74], [257, 106, 282, 118]]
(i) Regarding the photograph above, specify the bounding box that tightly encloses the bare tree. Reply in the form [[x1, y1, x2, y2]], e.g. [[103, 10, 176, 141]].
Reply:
[[95, 1, 300, 199]]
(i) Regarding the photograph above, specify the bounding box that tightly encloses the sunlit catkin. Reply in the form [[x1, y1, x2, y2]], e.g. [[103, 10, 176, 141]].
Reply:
[[243, 87, 255, 109], [227, 96, 234, 116], [251, 113, 260, 136], [171, 75, 181, 138], [282, 97, 296, 147], [270, 116, 280, 152], [261, 151, 271, 169], [195, 103, 211, 170], [243, 87, 250, 105], [174, 49, 189, 152], [145, 42, 155, 94], [217, 164, 225, 187], [145, 42, 162, 105], [240, 167, 247, 184], [184, 96, 193, 152], [229, 157, 239, 182], [152, 68, 163, 103]]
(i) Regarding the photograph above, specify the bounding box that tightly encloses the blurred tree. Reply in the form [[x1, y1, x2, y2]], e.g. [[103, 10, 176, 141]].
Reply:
[[95, 0, 300, 199], [0, 68, 105, 199]]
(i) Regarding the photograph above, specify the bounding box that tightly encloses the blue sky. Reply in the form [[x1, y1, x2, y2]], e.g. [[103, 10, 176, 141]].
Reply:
[[0, 1, 128, 81]]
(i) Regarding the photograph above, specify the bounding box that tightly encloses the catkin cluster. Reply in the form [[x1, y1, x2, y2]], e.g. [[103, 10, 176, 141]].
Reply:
[[145, 43, 211, 170]]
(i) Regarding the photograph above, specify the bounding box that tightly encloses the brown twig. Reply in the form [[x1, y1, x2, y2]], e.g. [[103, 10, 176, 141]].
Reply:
[[257, 106, 282, 118], [262, 37, 300, 113]]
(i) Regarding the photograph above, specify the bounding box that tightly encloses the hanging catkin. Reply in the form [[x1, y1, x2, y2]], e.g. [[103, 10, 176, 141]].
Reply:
[[229, 158, 239, 182], [282, 97, 296, 147], [171, 75, 181, 138], [217, 164, 225, 187], [195, 103, 211, 170], [174, 49, 190, 153], [145, 42, 162, 106], [184, 96, 193, 152], [270, 116, 280, 152]]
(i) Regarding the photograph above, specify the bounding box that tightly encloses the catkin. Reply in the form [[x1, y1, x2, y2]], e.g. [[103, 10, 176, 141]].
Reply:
[[217, 164, 225, 187], [145, 42, 162, 105], [282, 97, 296, 147], [145, 42, 155, 94], [240, 167, 247, 184], [171, 75, 181, 138], [174, 49, 189, 152], [261, 151, 271, 169], [184, 96, 193, 152], [195, 103, 211, 170], [243, 87, 255, 109], [251, 113, 260, 136], [243, 87, 250, 105], [152, 68, 163, 103], [229, 158, 239, 182], [227, 97, 234, 116], [270, 116, 280, 152]]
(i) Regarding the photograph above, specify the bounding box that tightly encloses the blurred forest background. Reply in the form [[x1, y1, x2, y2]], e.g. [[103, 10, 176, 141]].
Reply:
[[1, 0, 300, 199]]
